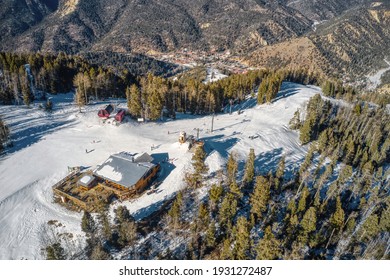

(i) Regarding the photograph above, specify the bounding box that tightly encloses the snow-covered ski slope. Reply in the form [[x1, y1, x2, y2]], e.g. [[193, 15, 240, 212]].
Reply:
[[0, 82, 321, 259]]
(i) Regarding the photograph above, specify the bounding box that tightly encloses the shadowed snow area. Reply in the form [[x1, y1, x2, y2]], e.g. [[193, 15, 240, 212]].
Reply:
[[0, 82, 321, 259]]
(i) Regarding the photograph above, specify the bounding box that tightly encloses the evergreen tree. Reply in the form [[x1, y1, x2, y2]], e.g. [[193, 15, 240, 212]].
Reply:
[[198, 203, 210, 230], [219, 193, 237, 231], [229, 179, 241, 198], [233, 216, 251, 260], [168, 192, 183, 228], [209, 184, 224, 206], [98, 210, 112, 242], [45, 243, 66, 260], [275, 156, 285, 191], [118, 220, 137, 247], [300, 207, 317, 234], [256, 226, 281, 260], [187, 146, 208, 188], [0, 117, 10, 150], [250, 176, 270, 222], [379, 200, 390, 232], [126, 84, 143, 118], [206, 221, 217, 249], [226, 152, 238, 185], [20, 69, 33, 107], [81, 211, 95, 236], [330, 196, 345, 231], [243, 148, 255, 187], [115, 206, 134, 225], [220, 238, 232, 260], [297, 186, 309, 213], [90, 243, 111, 260], [360, 214, 380, 241]]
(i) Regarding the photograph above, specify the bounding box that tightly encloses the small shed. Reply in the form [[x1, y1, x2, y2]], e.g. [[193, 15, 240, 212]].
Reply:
[[98, 104, 114, 118], [115, 109, 126, 122]]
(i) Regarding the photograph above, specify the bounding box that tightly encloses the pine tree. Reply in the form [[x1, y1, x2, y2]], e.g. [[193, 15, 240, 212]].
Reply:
[[73, 72, 88, 111], [147, 84, 163, 120], [81, 211, 95, 236], [275, 156, 285, 191], [0, 118, 10, 150], [379, 200, 390, 232], [300, 207, 317, 234], [187, 145, 208, 188], [229, 178, 241, 197], [360, 214, 380, 241], [45, 243, 66, 260], [126, 84, 143, 118], [219, 193, 237, 231], [118, 220, 137, 247], [226, 152, 238, 185], [198, 203, 210, 230], [250, 176, 270, 222], [168, 192, 183, 228], [209, 184, 224, 205], [299, 117, 314, 145], [20, 70, 33, 107], [297, 186, 309, 213], [256, 226, 281, 260], [220, 238, 232, 260], [90, 243, 111, 260], [98, 210, 112, 242], [330, 196, 345, 231], [233, 216, 251, 260], [243, 148, 255, 187], [276, 156, 285, 180], [257, 77, 268, 104], [206, 222, 217, 249], [114, 206, 134, 225]]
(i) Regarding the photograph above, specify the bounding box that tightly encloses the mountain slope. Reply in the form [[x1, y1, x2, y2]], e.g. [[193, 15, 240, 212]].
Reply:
[[285, 0, 366, 21], [0, 0, 313, 53], [247, 1, 390, 79], [0, 0, 58, 38], [311, 2, 390, 78]]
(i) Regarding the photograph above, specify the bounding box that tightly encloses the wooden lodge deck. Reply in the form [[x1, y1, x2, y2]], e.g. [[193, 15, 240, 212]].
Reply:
[[52, 164, 160, 212]]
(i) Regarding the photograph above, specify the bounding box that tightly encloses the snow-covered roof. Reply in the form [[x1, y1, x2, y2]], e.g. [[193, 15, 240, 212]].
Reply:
[[94, 152, 156, 188], [134, 152, 154, 163]]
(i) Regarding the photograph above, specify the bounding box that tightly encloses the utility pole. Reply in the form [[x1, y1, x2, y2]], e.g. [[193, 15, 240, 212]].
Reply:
[[211, 113, 215, 133], [194, 128, 200, 140], [184, 90, 187, 113]]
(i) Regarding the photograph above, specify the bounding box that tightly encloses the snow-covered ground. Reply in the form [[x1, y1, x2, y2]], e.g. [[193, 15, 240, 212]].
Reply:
[[366, 59, 390, 90], [0, 82, 320, 259], [204, 68, 228, 84]]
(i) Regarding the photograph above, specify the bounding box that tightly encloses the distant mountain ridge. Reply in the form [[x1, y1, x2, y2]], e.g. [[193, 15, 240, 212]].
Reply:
[[0, 0, 388, 79], [0, 0, 338, 53]]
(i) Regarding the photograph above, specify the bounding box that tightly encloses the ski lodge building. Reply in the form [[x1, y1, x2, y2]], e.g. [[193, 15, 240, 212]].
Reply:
[[53, 152, 160, 211], [93, 152, 159, 197]]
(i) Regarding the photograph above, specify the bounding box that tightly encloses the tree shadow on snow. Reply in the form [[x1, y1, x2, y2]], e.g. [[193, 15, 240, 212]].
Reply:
[[4, 119, 76, 156], [202, 134, 239, 158], [271, 82, 303, 103], [254, 148, 284, 175]]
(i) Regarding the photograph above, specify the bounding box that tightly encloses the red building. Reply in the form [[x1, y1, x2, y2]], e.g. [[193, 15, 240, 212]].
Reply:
[[98, 104, 114, 118], [115, 109, 126, 122]]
